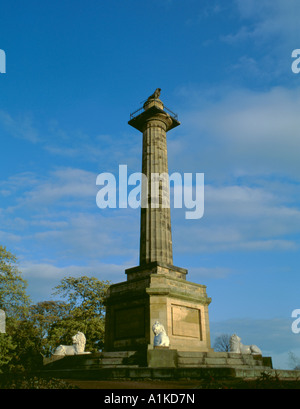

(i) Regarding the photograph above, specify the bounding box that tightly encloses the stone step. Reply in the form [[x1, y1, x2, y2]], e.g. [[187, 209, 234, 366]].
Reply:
[[177, 351, 260, 359], [43, 350, 270, 372], [178, 364, 257, 369], [39, 365, 300, 381], [101, 351, 136, 358], [177, 352, 266, 369], [100, 358, 127, 365], [82, 351, 141, 367], [178, 361, 248, 368], [98, 364, 140, 368]]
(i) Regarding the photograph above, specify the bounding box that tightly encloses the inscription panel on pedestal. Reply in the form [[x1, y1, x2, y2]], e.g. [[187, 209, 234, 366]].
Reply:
[[114, 306, 145, 340], [171, 304, 202, 340]]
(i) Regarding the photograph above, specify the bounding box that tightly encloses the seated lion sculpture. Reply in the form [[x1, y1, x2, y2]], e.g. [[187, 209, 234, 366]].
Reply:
[[53, 331, 91, 356], [230, 334, 262, 355], [152, 321, 170, 347]]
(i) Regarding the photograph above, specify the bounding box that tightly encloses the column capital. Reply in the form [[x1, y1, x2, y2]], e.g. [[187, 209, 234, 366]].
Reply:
[[128, 100, 180, 133]]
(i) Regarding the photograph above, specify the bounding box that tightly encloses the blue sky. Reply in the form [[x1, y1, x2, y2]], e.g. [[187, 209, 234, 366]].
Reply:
[[1, 0, 300, 369]]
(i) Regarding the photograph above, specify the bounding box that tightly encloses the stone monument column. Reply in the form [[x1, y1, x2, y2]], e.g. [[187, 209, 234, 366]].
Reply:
[[104, 90, 212, 354]]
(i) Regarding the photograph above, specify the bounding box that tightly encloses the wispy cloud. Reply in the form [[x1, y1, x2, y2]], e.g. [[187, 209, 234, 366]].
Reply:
[[225, 0, 300, 44], [19, 260, 128, 302], [172, 182, 300, 254], [0, 166, 140, 265], [215, 0, 300, 80], [0, 111, 41, 143], [20, 260, 125, 281], [175, 86, 300, 181], [4, 168, 97, 211]]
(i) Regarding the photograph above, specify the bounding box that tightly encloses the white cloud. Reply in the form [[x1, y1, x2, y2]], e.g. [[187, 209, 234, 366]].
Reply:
[[0, 172, 39, 196], [20, 261, 125, 281], [0, 166, 141, 267], [44, 121, 140, 167], [172, 182, 300, 254], [20, 261, 128, 302], [0, 230, 22, 243], [226, 0, 300, 44], [216, 0, 300, 79], [0, 111, 40, 143], [175, 86, 300, 181], [7, 168, 98, 210], [30, 211, 139, 261]]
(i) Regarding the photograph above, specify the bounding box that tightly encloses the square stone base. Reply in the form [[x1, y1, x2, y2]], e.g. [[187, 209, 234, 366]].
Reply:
[[147, 348, 177, 368], [104, 263, 212, 353]]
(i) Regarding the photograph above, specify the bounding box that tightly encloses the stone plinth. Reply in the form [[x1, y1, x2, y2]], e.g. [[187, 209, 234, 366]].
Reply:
[[104, 263, 212, 353], [147, 348, 177, 368]]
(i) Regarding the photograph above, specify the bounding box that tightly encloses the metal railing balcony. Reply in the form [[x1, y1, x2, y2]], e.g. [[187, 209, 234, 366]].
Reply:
[[130, 99, 178, 121]]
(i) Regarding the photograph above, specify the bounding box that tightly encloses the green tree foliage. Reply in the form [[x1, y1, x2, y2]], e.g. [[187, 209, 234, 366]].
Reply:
[[0, 333, 16, 371], [6, 318, 43, 372], [0, 244, 111, 375], [28, 300, 69, 357], [0, 245, 30, 319], [51, 276, 110, 352], [0, 245, 36, 373]]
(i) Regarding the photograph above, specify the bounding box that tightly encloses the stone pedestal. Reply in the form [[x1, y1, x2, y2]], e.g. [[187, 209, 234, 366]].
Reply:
[[147, 347, 178, 368], [104, 263, 212, 353]]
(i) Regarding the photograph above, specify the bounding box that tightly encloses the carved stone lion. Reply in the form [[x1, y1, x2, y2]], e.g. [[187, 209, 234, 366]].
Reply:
[[53, 331, 91, 356], [152, 321, 170, 347], [230, 334, 262, 355], [147, 88, 161, 100]]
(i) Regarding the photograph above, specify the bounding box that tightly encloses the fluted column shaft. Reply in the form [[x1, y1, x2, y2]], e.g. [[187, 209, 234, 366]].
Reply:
[[139, 108, 173, 265]]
